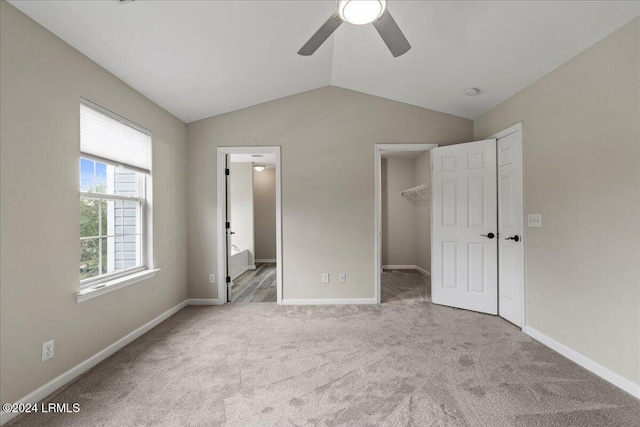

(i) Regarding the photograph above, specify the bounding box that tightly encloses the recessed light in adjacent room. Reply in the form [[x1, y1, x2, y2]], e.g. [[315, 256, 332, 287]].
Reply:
[[464, 87, 481, 96], [253, 165, 265, 172]]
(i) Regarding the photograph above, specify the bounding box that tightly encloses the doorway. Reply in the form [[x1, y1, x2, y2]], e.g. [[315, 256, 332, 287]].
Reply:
[[374, 124, 525, 328], [216, 147, 283, 304], [374, 144, 438, 304]]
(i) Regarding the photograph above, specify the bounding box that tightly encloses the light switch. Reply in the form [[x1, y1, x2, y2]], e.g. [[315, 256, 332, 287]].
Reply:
[[528, 214, 543, 227]]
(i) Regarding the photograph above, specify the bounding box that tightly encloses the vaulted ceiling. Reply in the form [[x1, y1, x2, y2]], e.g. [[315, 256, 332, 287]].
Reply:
[[9, 1, 639, 123]]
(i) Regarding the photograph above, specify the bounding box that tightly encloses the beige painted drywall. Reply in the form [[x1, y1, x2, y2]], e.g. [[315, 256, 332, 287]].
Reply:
[[0, 1, 188, 405], [475, 18, 640, 385], [413, 151, 431, 272], [381, 158, 417, 266], [230, 162, 255, 265], [253, 168, 276, 260], [187, 86, 473, 300]]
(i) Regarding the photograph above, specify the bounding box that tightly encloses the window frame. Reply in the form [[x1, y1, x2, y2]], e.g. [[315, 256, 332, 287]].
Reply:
[[79, 169, 147, 289], [78, 98, 153, 292]]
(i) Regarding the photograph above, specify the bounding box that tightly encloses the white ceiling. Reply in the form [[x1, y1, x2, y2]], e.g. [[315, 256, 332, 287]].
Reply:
[[9, 1, 639, 123]]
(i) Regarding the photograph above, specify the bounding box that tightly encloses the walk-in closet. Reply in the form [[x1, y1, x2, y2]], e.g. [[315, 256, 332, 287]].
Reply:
[[380, 150, 431, 302]]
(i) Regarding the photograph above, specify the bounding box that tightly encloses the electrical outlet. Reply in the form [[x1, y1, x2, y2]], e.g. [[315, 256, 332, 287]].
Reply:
[[322, 273, 330, 284], [209, 274, 216, 284], [339, 273, 347, 283], [528, 214, 543, 227], [42, 339, 54, 362]]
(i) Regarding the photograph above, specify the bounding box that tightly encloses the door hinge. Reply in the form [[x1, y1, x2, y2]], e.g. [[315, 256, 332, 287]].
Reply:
[[225, 221, 230, 229], [225, 168, 230, 175], [226, 276, 231, 283]]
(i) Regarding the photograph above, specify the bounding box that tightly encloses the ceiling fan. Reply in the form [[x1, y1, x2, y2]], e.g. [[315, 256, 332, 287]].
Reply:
[[298, 0, 411, 58]]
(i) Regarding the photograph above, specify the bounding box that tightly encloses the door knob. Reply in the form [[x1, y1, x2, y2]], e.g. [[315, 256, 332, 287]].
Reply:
[[480, 233, 495, 239], [505, 235, 520, 242], [229, 231, 236, 235]]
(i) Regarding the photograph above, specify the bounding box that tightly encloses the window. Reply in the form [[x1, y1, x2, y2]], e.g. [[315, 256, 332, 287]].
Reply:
[[79, 99, 151, 288]]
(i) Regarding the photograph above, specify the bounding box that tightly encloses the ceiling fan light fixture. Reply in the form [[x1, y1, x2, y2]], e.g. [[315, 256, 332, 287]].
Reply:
[[338, 0, 387, 26]]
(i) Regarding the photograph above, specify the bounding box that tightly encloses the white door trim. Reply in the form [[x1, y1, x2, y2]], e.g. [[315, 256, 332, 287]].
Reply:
[[216, 146, 283, 304], [490, 122, 522, 140], [490, 123, 526, 330], [374, 143, 438, 304]]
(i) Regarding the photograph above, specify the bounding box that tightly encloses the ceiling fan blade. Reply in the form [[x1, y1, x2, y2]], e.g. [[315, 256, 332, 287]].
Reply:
[[298, 12, 343, 56], [372, 10, 411, 57]]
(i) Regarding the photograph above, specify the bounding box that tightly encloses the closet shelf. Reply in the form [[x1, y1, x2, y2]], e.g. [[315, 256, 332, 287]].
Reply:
[[401, 183, 431, 205]]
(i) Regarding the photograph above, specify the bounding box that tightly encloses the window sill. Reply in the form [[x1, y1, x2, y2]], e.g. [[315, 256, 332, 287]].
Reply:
[[75, 269, 159, 303]]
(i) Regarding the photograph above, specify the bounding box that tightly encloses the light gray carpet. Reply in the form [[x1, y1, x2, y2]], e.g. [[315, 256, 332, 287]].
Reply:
[[8, 297, 640, 426]]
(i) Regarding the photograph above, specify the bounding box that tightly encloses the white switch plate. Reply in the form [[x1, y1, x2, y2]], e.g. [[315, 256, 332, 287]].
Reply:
[[42, 339, 54, 362], [209, 274, 215, 283], [322, 273, 330, 284], [339, 273, 347, 283], [528, 214, 543, 227]]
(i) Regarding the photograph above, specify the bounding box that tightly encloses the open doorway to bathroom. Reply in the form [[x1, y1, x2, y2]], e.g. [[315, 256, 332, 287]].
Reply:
[[217, 147, 282, 304], [374, 144, 437, 303], [227, 153, 277, 302]]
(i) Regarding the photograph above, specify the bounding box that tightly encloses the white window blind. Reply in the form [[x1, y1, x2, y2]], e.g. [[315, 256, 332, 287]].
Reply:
[[80, 100, 152, 174]]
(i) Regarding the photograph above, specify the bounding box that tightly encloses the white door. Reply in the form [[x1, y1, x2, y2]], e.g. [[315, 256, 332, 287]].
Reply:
[[431, 139, 498, 314], [497, 129, 524, 326]]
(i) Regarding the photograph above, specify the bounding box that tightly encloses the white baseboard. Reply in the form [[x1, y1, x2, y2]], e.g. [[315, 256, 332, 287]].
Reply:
[[414, 266, 431, 277], [186, 298, 224, 306], [0, 300, 189, 426], [382, 265, 431, 277], [281, 298, 377, 305], [524, 326, 640, 399], [255, 259, 276, 263], [382, 265, 415, 270], [248, 264, 256, 270]]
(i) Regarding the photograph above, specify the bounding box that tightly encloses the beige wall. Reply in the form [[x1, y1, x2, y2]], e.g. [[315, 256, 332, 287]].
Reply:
[[0, 1, 188, 405], [381, 158, 417, 266], [187, 86, 473, 300], [230, 162, 255, 265], [475, 18, 640, 385], [413, 151, 431, 272], [253, 168, 276, 260]]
